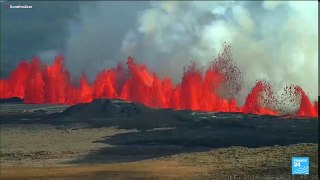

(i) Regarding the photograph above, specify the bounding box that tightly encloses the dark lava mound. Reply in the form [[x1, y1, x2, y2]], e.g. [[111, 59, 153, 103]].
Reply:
[[0, 97, 23, 104], [59, 99, 184, 130], [62, 99, 148, 118]]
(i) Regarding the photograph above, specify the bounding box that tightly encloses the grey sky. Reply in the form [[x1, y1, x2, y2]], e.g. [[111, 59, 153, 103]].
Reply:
[[1, 1, 150, 78], [1, 1, 81, 76]]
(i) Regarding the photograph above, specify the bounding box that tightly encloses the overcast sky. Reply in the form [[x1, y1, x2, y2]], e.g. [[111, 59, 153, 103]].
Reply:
[[1, 1, 318, 103]]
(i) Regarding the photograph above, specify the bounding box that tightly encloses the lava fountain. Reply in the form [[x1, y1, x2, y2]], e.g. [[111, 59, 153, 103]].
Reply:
[[0, 46, 318, 117]]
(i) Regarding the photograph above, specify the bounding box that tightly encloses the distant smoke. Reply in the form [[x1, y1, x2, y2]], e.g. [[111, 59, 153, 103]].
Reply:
[[120, 1, 318, 103]]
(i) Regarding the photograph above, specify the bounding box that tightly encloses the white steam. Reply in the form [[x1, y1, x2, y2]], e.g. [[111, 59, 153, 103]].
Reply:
[[121, 1, 318, 104]]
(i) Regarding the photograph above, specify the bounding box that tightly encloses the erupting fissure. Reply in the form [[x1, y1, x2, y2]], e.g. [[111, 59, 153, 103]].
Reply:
[[0, 46, 318, 117]]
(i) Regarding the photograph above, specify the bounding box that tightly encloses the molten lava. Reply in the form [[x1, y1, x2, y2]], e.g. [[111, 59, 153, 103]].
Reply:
[[0, 47, 318, 117]]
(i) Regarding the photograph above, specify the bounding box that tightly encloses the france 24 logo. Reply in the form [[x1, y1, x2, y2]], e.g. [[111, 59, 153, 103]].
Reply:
[[292, 157, 309, 175]]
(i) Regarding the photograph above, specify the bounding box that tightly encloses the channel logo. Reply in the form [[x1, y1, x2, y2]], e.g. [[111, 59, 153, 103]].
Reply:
[[292, 157, 309, 175]]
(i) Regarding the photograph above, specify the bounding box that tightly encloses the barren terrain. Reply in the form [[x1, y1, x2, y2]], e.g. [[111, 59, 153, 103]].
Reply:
[[0, 99, 318, 179]]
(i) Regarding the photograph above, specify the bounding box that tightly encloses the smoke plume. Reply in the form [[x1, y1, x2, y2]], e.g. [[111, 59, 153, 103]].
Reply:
[[120, 1, 318, 104]]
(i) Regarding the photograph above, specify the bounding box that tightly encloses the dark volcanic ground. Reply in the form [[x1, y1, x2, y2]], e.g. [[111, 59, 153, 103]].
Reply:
[[0, 99, 318, 179]]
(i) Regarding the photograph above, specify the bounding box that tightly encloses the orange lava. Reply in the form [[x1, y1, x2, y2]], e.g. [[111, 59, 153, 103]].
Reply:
[[0, 52, 317, 117]]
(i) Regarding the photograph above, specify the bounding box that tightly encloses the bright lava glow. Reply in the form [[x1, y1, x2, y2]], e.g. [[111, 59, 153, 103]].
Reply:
[[0, 46, 318, 117]]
